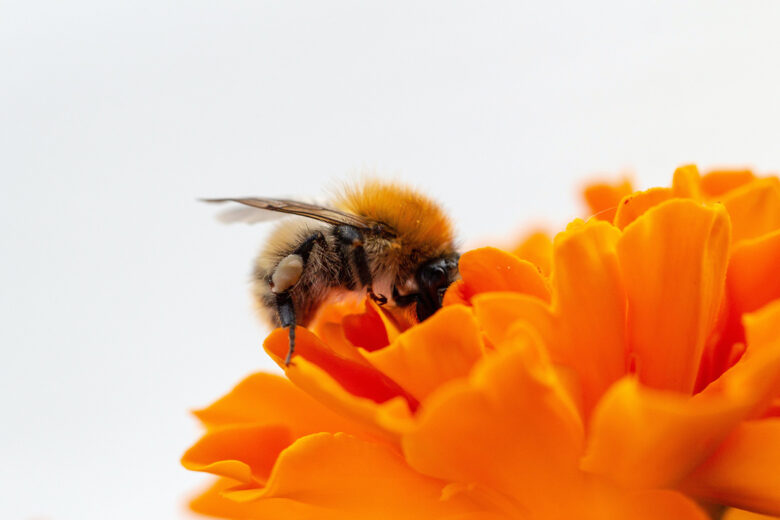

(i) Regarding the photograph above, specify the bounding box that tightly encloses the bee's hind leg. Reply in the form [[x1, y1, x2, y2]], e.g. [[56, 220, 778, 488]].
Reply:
[[333, 225, 387, 305], [271, 231, 328, 366], [274, 291, 296, 366]]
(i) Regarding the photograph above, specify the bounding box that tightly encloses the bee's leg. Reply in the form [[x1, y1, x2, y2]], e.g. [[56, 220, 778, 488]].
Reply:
[[294, 230, 328, 261], [273, 231, 328, 365], [392, 284, 420, 308], [333, 225, 387, 305], [275, 291, 296, 366]]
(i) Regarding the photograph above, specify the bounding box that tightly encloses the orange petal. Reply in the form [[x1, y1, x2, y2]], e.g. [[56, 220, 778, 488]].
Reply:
[[551, 219, 627, 415], [264, 327, 418, 410], [182, 424, 292, 484], [584, 482, 709, 520], [613, 187, 673, 230], [442, 279, 471, 307], [762, 398, 780, 419], [583, 301, 780, 489], [721, 177, 780, 243], [582, 377, 747, 488], [619, 490, 709, 520], [310, 299, 371, 362], [402, 330, 583, 515], [724, 509, 780, 520], [511, 230, 553, 276], [189, 478, 272, 519], [705, 231, 780, 387], [193, 372, 364, 436], [724, 299, 780, 417], [682, 419, 780, 516], [241, 432, 490, 520], [191, 477, 341, 520], [701, 169, 756, 198], [362, 305, 484, 401], [342, 301, 391, 351], [280, 354, 415, 437], [618, 199, 731, 393], [744, 298, 780, 353], [672, 164, 703, 199], [367, 297, 412, 341], [583, 178, 634, 221], [728, 229, 780, 315], [314, 298, 409, 356], [471, 292, 554, 348], [456, 247, 550, 302]]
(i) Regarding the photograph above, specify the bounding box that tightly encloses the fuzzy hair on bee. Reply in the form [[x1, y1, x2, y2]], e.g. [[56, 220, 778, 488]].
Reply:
[[204, 180, 460, 365]]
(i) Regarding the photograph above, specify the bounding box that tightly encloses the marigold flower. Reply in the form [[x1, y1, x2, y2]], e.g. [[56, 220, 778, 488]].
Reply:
[[183, 165, 780, 519]]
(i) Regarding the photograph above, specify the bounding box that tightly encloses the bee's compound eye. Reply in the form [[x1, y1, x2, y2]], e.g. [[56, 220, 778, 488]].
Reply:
[[419, 264, 447, 285], [414, 257, 456, 321]]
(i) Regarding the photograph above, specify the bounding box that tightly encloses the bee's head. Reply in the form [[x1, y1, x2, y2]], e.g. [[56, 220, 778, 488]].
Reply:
[[412, 253, 460, 321]]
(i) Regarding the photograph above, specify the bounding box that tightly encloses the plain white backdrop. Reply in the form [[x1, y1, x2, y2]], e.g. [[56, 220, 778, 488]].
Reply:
[[2, 1, 780, 518]]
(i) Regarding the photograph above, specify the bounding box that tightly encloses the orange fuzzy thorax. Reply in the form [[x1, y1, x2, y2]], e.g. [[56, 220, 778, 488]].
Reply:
[[333, 180, 455, 253]]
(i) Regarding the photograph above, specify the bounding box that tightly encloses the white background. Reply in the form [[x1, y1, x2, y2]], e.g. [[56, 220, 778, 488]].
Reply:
[[2, 1, 780, 518]]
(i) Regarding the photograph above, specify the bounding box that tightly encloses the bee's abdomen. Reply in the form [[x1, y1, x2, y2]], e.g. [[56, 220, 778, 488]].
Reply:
[[252, 220, 342, 327]]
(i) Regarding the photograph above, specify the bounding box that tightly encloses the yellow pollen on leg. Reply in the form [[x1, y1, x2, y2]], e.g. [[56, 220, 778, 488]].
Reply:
[[271, 254, 304, 293]]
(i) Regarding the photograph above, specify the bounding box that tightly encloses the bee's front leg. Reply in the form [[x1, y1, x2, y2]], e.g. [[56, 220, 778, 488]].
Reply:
[[271, 231, 328, 365], [333, 225, 387, 305], [370, 291, 388, 306], [392, 284, 420, 311]]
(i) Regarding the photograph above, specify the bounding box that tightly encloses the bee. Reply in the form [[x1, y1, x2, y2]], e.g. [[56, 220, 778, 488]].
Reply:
[[205, 180, 460, 364]]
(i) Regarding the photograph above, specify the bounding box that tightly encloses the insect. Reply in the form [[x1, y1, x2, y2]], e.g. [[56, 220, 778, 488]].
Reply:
[[205, 180, 460, 365]]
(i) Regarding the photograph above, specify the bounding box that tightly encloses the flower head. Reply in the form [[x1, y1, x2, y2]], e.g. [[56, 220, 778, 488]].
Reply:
[[183, 165, 780, 519]]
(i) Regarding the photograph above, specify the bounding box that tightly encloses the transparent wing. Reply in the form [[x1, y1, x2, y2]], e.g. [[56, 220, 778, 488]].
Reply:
[[211, 204, 288, 224], [201, 197, 374, 230]]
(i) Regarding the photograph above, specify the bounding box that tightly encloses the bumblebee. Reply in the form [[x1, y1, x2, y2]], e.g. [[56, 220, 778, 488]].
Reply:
[[206, 180, 460, 364]]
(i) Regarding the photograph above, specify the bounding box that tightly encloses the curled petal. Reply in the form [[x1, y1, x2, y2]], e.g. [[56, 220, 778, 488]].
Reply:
[[728, 229, 780, 315], [672, 164, 703, 199], [511, 230, 552, 276], [613, 187, 673, 230], [455, 247, 550, 303], [704, 232, 780, 387], [189, 478, 283, 519], [345, 298, 411, 346], [402, 330, 583, 515], [701, 169, 755, 198], [240, 432, 491, 520], [280, 354, 415, 437], [193, 372, 363, 436], [310, 299, 372, 361], [618, 199, 731, 393], [721, 177, 780, 243], [442, 280, 470, 307], [724, 300, 780, 417], [264, 327, 418, 410], [312, 298, 409, 358], [363, 305, 484, 401], [583, 178, 633, 221], [471, 292, 554, 348], [682, 419, 780, 516], [341, 304, 391, 351], [582, 378, 746, 488], [552, 219, 627, 415], [182, 424, 292, 484], [583, 300, 780, 489]]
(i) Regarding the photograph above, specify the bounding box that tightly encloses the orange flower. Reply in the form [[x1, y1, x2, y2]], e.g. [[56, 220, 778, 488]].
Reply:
[[183, 165, 780, 519]]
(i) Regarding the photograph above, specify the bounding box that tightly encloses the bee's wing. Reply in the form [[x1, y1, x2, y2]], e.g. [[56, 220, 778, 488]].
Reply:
[[202, 197, 374, 230], [209, 204, 285, 224]]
